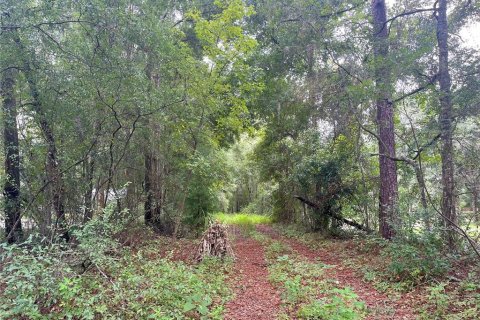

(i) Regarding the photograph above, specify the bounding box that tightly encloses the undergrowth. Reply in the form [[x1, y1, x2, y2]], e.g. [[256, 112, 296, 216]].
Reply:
[[0, 207, 232, 319], [273, 223, 480, 318]]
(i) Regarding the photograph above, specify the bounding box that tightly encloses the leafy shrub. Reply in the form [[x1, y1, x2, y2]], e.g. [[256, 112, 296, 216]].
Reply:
[[184, 152, 229, 230], [0, 237, 75, 319], [73, 205, 128, 267], [382, 241, 450, 285], [283, 275, 304, 304]]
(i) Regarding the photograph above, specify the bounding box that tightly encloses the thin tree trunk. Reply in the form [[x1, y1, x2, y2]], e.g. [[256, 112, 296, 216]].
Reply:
[[371, 0, 399, 239], [413, 161, 431, 231], [97, 185, 106, 211], [2, 68, 23, 243], [436, 0, 456, 248], [13, 35, 67, 238], [41, 108, 66, 235], [473, 190, 478, 224], [125, 166, 136, 214], [144, 151, 154, 225], [124, 129, 137, 215], [83, 154, 95, 223]]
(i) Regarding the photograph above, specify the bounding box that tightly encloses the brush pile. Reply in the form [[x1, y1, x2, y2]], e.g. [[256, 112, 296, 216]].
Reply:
[[195, 222, 234, 262]]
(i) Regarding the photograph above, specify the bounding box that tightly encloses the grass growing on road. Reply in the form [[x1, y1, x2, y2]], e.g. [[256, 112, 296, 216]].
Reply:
[[257, 232, 367, 320], [213, 213, 272, 226]]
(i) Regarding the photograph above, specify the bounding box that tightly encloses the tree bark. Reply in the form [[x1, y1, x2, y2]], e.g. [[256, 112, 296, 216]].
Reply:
[[124, 167, 136, 214], [371, 0, 399, 239], [83, 154, 95, 223], [436, 0, 456, 248], [144, 151, 154, 225], [473, 190, 478, 224], [2, 67, 23, 243]]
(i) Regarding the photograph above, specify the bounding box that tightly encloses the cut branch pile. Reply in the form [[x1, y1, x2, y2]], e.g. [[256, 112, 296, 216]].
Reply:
[[195, 222, 235, 262]]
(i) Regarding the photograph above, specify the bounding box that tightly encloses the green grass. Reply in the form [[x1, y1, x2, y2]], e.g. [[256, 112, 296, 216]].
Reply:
[[212, 212, 273, 226]]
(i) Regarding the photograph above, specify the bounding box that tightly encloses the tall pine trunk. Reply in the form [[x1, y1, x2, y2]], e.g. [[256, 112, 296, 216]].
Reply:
[[2, 68, 23, 243], [371, 0, 399, 239], [436, 0, 456, 248]]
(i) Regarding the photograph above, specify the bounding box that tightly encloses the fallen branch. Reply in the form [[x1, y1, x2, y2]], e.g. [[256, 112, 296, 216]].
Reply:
[[293, 196, 372, 233]]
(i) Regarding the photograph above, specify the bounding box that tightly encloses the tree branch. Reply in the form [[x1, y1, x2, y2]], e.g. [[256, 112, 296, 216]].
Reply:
[[294, 195, 372, 233]]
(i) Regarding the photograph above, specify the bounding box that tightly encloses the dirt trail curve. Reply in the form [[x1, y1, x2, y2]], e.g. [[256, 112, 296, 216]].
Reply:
[[224, 228, 281, 320], [256, 225, 416, 320]]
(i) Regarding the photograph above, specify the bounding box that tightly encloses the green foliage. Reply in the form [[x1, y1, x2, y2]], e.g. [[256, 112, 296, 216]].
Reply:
[[297, 288, 366, 320], [0, 207, 136, 319], [1, 0, 480, 318], [425, 282, 450, 318], [184, 152, 230, 230], [99, 252, 231, 320], [248, 229, 271, 243], [382, 241, 450, 285], [268, 254, 323, 305], [73, 205, 128, 266], [213, 212, 273, 226], [0, 238, 71, 319], [293, 134, 358, 231], [0, 211, 231, 319], [417, 273, 480, 319], [264, 241, 291, 259], [219, 133, 275, 215], [260, 233, 366, 319]]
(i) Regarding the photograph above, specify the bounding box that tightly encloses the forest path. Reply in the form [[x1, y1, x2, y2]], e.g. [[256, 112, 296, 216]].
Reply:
[[224, 228, 282, 320], [255, 225, 416, 320]]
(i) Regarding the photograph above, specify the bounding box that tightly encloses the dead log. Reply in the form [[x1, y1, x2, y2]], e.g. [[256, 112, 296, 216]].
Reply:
[[294, 195, 372, 233], [195, 222, 235, 262]]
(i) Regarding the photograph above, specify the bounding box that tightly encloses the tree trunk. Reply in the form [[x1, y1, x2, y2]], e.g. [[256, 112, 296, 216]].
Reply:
[[124, 168, 136, 214], [30, 83, 66, 237], [413, 161, 430, 231], [97, 185, 106, 210], [436, 0, 456, 248], [2, 68, 23, 243], [371, 0, 399, 239], [13, 35, 67, 238], [83, 154, 95, 223], [144, 151, 154, 225], [473, 190, 478, 224]]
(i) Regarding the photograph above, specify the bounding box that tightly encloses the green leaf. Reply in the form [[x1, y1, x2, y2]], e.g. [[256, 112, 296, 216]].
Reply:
[[183, 301, 195, 312], [197, 304, 209, 315]]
